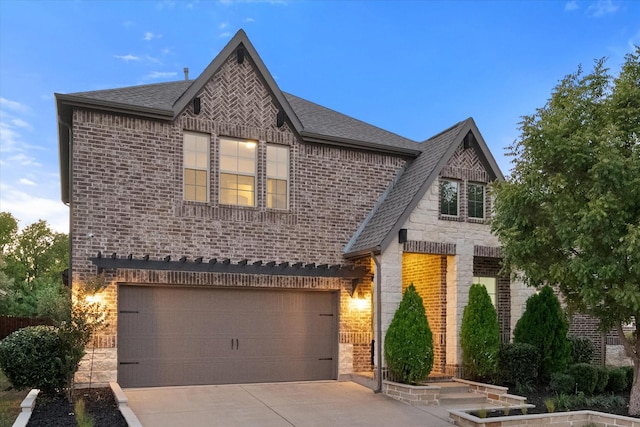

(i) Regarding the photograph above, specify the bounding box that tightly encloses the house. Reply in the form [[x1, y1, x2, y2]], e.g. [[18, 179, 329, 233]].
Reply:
[[56, 30, 533, 389]]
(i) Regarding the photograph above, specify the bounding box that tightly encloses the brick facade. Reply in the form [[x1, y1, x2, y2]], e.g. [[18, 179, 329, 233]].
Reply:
[[472, 256, 511, 343], [70, 46, 404, 384]]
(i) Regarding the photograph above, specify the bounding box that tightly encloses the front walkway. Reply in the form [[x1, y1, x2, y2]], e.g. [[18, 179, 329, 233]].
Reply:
[[124, 381, 456, 426]]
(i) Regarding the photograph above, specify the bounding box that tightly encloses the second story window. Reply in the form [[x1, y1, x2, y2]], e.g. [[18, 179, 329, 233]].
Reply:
[[220, 137, 256, 207], [440, 180, 459, 216], [267, 145, 289, 209], [468, 183, 485, 219], [183, 131, 210, 202]]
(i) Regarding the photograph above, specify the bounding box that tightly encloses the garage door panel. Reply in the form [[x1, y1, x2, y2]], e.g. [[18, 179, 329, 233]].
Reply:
[[118, 286, 337, 388]]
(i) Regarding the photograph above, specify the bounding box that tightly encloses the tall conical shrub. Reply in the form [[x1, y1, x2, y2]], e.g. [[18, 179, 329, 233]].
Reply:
[[514, 286, 571, 382], [384, 284, 434, 384], [460, 284, 500, 381]]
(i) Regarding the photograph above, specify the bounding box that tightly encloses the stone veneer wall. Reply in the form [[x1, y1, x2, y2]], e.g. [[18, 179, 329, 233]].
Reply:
[[402, 253, 446, 373], [70, 47, 405, 383]]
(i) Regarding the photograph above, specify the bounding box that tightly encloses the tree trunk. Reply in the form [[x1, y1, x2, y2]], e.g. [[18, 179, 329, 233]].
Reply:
[[617, 323, 640, 415]]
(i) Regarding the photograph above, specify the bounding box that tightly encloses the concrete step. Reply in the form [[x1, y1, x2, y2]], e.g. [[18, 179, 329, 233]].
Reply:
[[438, 392, 487, 406]]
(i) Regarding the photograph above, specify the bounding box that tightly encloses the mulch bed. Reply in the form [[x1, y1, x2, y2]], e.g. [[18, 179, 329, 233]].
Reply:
[[27, 387, 127, 427]]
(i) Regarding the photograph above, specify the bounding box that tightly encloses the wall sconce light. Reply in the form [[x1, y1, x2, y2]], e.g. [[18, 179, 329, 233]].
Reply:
[[398, 228, 407, 244]]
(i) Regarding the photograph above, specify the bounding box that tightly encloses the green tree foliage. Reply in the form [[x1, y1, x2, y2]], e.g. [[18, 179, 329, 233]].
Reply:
[[513, 286, 571, 382], [384, 284, 434, 384], [460, 284, 500, 380], [491, 48, 640, 413], [0, 212, 69, 319]]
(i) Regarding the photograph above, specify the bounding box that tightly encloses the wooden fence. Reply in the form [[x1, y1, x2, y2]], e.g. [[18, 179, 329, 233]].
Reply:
[[0, 316, 53, 339]]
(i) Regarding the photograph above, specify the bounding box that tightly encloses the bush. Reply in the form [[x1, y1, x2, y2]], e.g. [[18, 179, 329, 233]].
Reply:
[[550, 372, 575, 394], [622, 366, 634, 392], [568, 336, 594, 364], [513, 286, 571, 382], [568, 363, 598, 395], [594, 366, 609, 394], [0, 325, 70, 394], [384, 284, 433, 384], [498, 342, 540, 389], [460, 284, 500, 381], [606, 368, 628, 393]]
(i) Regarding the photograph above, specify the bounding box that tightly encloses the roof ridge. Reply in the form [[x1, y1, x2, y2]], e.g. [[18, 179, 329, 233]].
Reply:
[[72, 79, 192, 95], [421, 117, 470, 143]]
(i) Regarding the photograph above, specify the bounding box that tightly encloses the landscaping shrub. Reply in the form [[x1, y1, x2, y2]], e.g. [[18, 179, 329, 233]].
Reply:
[[460, 284, 500, 381], [568, 363, 598, 395], [622, 366, 634, 392], [498, 342, 540, 390], [568, 336, 594, 364], [550, 372, 575, 394], [513, 286, 571, 382], [0, 325, 69, 394], [606, 368, 628, 393], [594, 366, 609, 394], [384, 284, 434, 384]]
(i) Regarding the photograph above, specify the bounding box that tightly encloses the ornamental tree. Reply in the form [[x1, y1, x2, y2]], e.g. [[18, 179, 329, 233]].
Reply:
[[492, 48, 640, 414], [384, 284, 434, 384], [460, 284, 500, 381]]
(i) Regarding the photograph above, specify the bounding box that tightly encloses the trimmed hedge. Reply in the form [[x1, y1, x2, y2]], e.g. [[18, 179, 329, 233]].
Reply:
[[498, 342, 540, 388], [460, 284, 500, 381], [594, 366, 609, 394], [0, 325, 72, 394], [384, 284, 434, 384], [606, 368, 628, 393], [568, 363, 598, 395], [550, 372, 575, 394]]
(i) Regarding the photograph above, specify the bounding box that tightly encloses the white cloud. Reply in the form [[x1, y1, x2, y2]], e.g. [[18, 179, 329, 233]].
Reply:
[[219, 22, 228, 30], [564, 1, 579, 11], [18, 178, 36, 186], [115, 54, 141, 62], [219, 31, 232, 38], [587, 0, 619, 17], [144, 31, 162, 41], [6, 153, 41, 167], [0, 183, 69, 233], [145, 71, 178, 80], [0, 98, 30, 114], [244, 17, 256, 23], [11, 118, 31, 130]]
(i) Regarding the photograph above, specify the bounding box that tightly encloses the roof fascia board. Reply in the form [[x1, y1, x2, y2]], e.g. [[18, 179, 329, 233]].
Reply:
[[56, 102, 71, 204], [55, 94, 174, 120], [467, 118, 505, 181], [301, 131, 421, 157], [171, 30, 303, 133]]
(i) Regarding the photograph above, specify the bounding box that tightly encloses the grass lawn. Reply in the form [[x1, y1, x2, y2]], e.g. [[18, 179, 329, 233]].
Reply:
[[0, 370, 27, 427]]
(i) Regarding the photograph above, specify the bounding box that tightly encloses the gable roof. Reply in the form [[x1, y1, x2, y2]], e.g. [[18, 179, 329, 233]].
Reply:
[[344, 117, 504, 258], [56, 30, 421, 204]]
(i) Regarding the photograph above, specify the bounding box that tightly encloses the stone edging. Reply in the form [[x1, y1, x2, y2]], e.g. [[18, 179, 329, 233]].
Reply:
[[382, 380, 440, 405], [110, 382, 143, 427], [13, 389, 40, 427], [449, 409, 640, 427], [452, 378, 527, 406]]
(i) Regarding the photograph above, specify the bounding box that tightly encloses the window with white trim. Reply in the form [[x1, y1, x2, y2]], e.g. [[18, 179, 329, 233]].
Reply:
[[468, 183, 485, 219], [219, 137, 256, 207], [440, 180, 459, 216], [266, 144, 289, 209], [183, 131, 209, 202]]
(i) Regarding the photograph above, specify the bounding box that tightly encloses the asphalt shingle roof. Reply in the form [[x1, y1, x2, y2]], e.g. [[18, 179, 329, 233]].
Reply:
[[345, 119, 469, 255], [69, 80, 194, 112]]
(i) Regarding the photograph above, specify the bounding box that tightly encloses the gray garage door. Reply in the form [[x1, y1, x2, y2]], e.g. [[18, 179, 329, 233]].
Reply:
[[117, 285, 338, 388]]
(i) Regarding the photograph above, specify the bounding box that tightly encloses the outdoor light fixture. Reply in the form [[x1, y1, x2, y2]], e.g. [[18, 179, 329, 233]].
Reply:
[[193, 97, 201, 114], [398, 228, 408, 244]]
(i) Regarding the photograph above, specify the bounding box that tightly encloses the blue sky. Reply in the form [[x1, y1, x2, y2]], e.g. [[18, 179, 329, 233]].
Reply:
[[0, 0, 638, 233]]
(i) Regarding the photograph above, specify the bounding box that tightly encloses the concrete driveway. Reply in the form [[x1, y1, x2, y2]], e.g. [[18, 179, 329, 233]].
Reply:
[[123, 381, 457, 426]]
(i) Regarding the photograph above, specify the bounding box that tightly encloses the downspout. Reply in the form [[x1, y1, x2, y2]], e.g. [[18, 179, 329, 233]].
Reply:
[[59, 116, 73, 290], [372, 251, 382, 393]]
